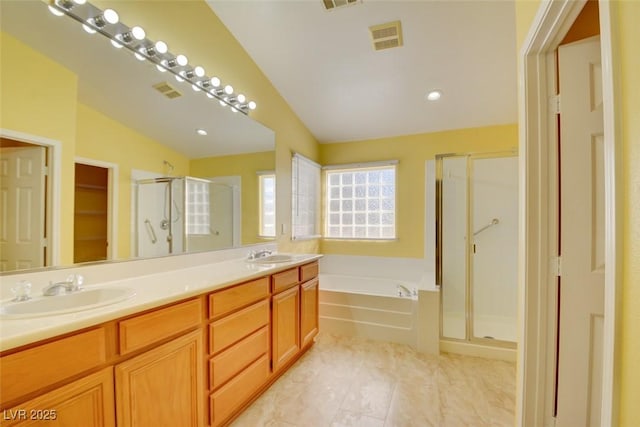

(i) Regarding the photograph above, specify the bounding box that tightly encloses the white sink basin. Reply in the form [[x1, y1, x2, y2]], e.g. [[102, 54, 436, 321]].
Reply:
[[0, 287, 136, 318], [252, 254, 294, 264]]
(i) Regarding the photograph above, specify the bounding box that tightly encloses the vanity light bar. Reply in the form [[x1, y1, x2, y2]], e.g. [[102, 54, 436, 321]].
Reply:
[[47, 0, 257, 114]]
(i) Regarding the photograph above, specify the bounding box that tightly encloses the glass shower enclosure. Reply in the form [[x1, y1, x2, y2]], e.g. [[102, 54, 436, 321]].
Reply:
[[436, 152, 518, 347], [135, 176, 237, 257]]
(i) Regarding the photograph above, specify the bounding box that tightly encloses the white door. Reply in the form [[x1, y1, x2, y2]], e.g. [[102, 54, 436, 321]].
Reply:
[[0, 145, 46, 271], [556, 36, 604, 427]]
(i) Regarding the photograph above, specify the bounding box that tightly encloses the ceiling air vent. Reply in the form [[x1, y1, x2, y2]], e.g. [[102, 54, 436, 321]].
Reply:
[[322, 0, 361, 11], [152, 82, 182, 99], [369, 20, 403, 51]]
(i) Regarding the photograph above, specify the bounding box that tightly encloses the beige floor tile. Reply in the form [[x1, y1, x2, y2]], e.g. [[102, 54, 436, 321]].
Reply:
[[230, 333, 515, 427], [331, 410, 385, 427]]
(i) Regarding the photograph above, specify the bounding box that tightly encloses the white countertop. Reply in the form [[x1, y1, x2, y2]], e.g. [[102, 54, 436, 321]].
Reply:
[[0, 254, 321, 352]]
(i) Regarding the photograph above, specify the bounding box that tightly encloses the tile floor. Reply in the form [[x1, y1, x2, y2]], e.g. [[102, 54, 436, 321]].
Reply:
[[231, 333, 516, 427]]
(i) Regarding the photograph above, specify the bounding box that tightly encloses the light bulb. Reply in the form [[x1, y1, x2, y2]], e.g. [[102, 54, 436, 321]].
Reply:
[[196, 129, 207, 136], [111, 39, 123, 49], [131, 26, 146, 41], [231, 107, 238, 113], [248, 101, 257, 110], [156, 64, 166, 72], [219, 100, 226, 107], [48, 5, 64, 16], [175, 75, 185, 83], [224, 85, 233, 95], [103, 9, 119, 24], [192, 84, 201, 92], [155, 41, 168, 54], [176, 54, 188, 66], [194, 66, 205, 77], [73, 0, 86, 4], [206, 93, 214, 99], [237, 94, 246, 103], [134, 52, 146, 61], [210, 77, 221, 87], [82, 23, 96, 34]]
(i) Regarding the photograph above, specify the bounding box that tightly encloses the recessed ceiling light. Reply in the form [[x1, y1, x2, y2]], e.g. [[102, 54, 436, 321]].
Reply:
[[196, 129, 207, 136], [425, 90, 442, 102]]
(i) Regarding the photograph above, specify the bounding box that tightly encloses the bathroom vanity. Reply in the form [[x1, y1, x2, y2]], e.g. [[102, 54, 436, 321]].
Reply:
[[0, 256, 320, 427]]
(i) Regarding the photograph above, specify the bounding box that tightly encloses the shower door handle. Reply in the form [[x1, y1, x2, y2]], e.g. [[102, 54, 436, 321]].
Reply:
[[144, 219, 158, 244]]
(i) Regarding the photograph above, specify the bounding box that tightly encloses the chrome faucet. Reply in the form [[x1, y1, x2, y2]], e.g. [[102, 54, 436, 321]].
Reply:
[[397, 284, 416, 297], [247, 249, 273, 260], [43, 274, 84, 296]]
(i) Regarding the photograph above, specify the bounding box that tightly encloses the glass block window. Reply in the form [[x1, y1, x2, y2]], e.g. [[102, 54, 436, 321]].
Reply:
[[325, 164, 396, 239], [292, 154, 321, 240], [259, 172, 276, 237], [186, 179, 210, 235]]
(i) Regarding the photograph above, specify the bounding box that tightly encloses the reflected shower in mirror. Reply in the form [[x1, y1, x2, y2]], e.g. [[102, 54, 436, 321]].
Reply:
[[0, 1, 275, 273]]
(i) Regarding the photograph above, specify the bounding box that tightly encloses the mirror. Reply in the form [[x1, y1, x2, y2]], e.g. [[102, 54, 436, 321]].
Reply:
[[0, 1, 276, 273]]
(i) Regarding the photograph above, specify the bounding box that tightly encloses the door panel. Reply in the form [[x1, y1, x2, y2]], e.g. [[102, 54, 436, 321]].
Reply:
[[0, 145, 46, 271], [556, 35, 604, 427]]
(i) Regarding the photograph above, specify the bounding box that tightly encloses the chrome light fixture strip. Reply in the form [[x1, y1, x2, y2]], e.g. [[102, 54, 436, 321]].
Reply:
[[48, 0, 257, 114]]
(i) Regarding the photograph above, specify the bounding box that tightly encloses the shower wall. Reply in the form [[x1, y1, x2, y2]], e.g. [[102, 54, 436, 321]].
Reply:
[[439, 153, 518, 345], [471, 157, 518, 342], [135, 178, 184, 258]]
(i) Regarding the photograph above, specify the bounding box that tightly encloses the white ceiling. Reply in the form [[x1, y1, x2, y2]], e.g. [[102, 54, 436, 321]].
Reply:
[[207, 0, 518, 143], [1, 1, 275, 159]]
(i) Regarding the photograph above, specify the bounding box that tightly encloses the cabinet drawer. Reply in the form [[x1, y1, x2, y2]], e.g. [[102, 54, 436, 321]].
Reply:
[[209, 277, 269, 319], [0, 328, 108, 404], [119, 298, 202, 355], [209, 326, 269, 391], [209, 299, 269, 354], [209, 354, 269, 427], [300, 261, 319, 282], [271, 267, 299, 293]]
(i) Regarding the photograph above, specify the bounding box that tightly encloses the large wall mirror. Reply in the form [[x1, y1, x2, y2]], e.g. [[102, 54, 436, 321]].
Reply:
[[0, 1, 276, 273]]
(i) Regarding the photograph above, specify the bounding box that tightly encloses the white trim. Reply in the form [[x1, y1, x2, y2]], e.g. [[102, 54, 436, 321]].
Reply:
[[518, 1, 620, 426], [74, 156, 119, 261], [598, 2, 622, 424], [322, 159, 398, 170], [0, 128, 61, 267]]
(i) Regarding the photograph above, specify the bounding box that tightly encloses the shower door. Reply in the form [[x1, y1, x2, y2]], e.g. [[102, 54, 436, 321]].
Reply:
[[437, 152, 518, 346]]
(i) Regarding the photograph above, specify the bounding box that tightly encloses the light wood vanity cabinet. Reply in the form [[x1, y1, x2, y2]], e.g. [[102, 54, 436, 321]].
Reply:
[[3, 367, 116, 427], [115, 330, 203, 427], [0, 259, 320, 427], [300, 277, 319, 349], [271, 285, 301, 372], [206, 278, 271, 427]]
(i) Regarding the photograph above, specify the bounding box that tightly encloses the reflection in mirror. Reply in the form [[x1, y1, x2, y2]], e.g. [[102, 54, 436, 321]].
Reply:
[[0, 138, 50, 272], [0, 1, 276, 273]]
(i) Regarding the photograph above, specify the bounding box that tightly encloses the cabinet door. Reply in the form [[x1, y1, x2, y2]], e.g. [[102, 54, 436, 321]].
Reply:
[[115, 330, 203, 427], [2, 367, 115, 427], [271, 285, 300, 372], [300, 278, 319, 348]]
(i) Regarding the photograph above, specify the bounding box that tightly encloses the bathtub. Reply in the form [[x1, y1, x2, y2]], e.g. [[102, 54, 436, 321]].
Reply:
[[318, 273, 422, 348]]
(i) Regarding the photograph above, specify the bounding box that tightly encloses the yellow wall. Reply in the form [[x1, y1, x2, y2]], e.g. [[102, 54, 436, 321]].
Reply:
[[93, 0, 321, 254], [615, 2, 640, 425], [0, 32, 78, 265], [515, 1, 640, 423], [75, 104, 190, 259], [319, 124, 518, 258], [190, 151, 275, 245]]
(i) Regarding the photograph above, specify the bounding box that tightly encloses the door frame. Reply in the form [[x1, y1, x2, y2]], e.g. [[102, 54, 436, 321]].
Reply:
[[74, 157, 119, 261], [0, 128, 61, 267], [518, 1, 622, 426]]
